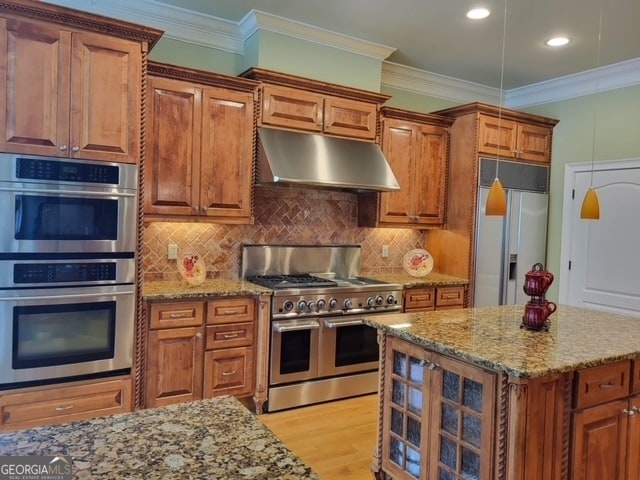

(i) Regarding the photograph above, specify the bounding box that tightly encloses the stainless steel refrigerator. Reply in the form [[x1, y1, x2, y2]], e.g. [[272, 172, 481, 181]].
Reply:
[[474, 158, 550, 307]]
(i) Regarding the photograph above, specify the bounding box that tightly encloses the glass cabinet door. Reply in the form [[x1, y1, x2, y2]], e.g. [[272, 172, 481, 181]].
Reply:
[[382, 336, 432, 479], [428, 354, 496, 480]]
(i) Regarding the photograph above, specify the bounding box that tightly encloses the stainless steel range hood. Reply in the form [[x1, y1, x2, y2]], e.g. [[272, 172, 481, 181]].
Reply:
[[256, 128, 400, 192]]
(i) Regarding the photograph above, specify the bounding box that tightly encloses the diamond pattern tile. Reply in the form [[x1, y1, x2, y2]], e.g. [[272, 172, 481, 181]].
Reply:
[[142, 186, 426, 281]]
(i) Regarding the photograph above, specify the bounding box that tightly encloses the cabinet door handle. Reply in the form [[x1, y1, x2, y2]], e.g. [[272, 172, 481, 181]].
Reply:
[[223, 333, 239, 339], [599, 381, 617, 389], [222, 370, 237, 376], [55, 404, 75, 412], [623, 408, 636, 416]]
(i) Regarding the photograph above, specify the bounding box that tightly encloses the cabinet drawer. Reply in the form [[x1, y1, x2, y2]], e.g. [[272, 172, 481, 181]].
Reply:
[[436, 286, 465, 308], [207, 297, 255, 324], [204, 347, 254, 397], [0, 379, 132, 431], [206, 322, 254, 350], [574, 360, 631, 410], [149, 301, 204, 329], [404, 287, 435, 311]]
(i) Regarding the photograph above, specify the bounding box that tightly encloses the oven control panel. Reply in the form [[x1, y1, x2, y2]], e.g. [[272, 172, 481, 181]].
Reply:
[[272, 290, 402, 319]]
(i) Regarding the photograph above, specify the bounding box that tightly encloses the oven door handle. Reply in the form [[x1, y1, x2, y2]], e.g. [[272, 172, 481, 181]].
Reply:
[[324, 318, 366, 328], [0, 289, 133, 301], [0, 186, 136, 198], [272, 320, 320, 333]]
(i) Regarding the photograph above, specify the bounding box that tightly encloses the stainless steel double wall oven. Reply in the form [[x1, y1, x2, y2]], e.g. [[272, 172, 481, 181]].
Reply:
[[243, 245, 402, 411], [0, 154, 138, 389]]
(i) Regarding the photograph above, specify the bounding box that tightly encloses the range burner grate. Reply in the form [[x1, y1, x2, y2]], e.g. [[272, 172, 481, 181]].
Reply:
[[247, 274, 338, 290]]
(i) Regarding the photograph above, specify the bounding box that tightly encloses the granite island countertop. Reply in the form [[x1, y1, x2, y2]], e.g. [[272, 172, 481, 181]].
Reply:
[[364, 304, 640, 378], [0, 396, 320, 480]]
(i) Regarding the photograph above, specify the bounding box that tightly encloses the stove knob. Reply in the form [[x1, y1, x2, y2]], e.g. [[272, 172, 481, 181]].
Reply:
[[317, 299, 326, 311], [297, 300, 308, 312], [386, 294, 396, 305], [283, 300, 294, 312], [376, 295, 384, 305], [307, 301, 316, 312], [366, 297, 376, 307], [344, 298, 352, 309], [329, 298, 338, 309]]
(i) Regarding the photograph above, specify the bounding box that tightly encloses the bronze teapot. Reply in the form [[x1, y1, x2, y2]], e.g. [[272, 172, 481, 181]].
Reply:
[[523, 263, 554, 297]]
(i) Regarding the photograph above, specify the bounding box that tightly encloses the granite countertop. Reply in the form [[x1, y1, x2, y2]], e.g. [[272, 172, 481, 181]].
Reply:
[[142, 279, 272, 300], [364, 304, 640, 378], [370, 272, 469, 287], [0, 396, 319, 480]]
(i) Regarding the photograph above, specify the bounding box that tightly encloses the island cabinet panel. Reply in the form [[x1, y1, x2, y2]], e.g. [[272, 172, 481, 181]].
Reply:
[[145, 62, 258, 223], [0, 18, 142, 163], [380, 335, 496, 480], [0, 378, 132, 432], [145, 301, 205, 408]]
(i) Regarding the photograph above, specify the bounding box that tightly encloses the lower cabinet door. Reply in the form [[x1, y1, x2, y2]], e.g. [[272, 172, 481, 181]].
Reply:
[[204, 347, 254, 398]]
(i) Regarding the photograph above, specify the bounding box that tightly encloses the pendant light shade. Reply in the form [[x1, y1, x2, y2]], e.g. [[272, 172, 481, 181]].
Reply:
[[486, 178, 507, 216], [580, 187, 600, 220]]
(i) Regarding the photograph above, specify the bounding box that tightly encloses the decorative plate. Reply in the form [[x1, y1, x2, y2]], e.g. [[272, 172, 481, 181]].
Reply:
[[177, 251, 206, 285], [403, 249, 434, 277]]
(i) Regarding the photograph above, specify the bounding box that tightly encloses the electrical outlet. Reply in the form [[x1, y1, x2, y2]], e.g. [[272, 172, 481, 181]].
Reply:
[[382, 245, 389, 258], [167, 244, 179, 260]]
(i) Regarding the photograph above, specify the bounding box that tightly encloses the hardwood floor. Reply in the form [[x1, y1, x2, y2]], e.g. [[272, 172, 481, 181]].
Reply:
[[258, 394, 380, 480]]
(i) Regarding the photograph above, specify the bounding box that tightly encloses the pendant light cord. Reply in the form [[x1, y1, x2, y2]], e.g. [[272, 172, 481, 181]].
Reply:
[[589, 9, 604, 188], [495, 0, 508, 181]]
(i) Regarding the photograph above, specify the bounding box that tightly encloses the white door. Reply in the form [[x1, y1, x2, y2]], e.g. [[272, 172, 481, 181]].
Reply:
[[560, 160, 640, 316]]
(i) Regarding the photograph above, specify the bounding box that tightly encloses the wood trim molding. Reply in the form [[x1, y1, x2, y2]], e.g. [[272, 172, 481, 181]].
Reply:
[[0, 0, 163, 47], [433, 102, 559, 128], [148, 61, 259, 93]]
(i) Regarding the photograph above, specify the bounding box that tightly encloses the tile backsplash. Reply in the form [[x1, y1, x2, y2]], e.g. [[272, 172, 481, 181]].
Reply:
[[143, 186, 426, 281]]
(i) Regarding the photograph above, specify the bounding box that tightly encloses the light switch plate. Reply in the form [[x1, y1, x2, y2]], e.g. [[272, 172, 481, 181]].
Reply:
[[167, 244, 179, 260], [382, 245, 389, 258]]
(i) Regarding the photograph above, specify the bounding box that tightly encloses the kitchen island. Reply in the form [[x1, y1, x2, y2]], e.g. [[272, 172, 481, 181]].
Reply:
[[364, 304, 640, 480], [0, 395, 319, 479]]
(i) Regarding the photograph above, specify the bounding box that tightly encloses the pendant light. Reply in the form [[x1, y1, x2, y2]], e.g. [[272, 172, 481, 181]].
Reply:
[[485, 0, 508, 216], [580, 8, 604, 220]]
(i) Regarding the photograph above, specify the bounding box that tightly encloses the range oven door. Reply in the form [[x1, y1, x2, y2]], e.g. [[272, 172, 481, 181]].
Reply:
[[270, 319, 320, 385], [318, 317, 380, 377], [0, 284, 134, 389]]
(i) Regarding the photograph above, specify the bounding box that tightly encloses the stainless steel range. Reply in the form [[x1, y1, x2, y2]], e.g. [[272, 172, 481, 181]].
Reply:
[[242, 245, 402, 411]]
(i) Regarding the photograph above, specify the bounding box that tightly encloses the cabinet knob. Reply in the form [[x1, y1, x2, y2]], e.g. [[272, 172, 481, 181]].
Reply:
[[201, 206, 208, 214], [623, 408, 636, 416], [59, 145, 68, 151], [195, 332, 203, 339], [428, 362, 440, 371], [71, 145, 80, 152]]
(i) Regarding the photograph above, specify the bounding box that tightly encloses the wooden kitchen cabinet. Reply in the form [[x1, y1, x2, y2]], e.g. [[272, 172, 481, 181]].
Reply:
[[0, 377, 132, 432], [145, 62, 259, 223], [145, 300, 205, 408], [478, 115, 553, 164], [242, 67, 390, 141], [424, 102, 558, 306], [203, 297, 256, 398], [570, 360, 640, 480], [380, 335, 496, 479], [0, 16, 151, 163], [403, 286, 466, 312], [359, 108, 454, 228]]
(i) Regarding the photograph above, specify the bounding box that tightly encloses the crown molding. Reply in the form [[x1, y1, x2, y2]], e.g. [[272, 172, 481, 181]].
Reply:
[[238, 10, 396, 61], [44, 0, 640, 107], [381, 61, 499, 104], [505, 58, 640, 108]]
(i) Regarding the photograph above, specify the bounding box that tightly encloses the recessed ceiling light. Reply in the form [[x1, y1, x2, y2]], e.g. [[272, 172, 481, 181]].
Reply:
[[545, 36, 570, 47], [466, 8, 490, 20]]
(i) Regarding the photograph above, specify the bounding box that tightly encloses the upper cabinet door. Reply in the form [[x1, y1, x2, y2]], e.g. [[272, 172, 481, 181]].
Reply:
[[379, 120, 414, 224], [323, 96, 377, 140], [260, 84, 323, 133], [70, 31, 141, 163], [0, 19, 141, 163], [145, 76, 202, 216], [477, 116, 518, 159], [412, 124, 448, 225], [200, 87, 255, 222], [0, 18, 71, 157]]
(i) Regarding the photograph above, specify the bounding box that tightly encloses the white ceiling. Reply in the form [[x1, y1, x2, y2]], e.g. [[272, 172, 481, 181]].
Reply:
[[152, 0, 640, 90]]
